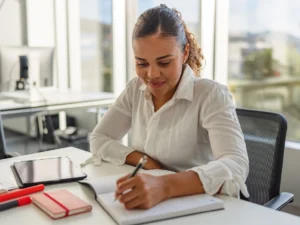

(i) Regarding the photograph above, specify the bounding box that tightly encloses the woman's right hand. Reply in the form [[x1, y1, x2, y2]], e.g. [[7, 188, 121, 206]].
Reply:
[[126, 151, 164, 170]]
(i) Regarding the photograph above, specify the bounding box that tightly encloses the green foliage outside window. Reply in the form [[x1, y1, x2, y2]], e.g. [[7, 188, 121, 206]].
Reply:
[[241, 49, 280, 79]]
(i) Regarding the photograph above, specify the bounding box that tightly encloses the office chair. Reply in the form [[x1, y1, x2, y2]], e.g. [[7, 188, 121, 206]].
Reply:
[[236, 108, 294, 210], [0, 114, 7, 159], [0, 114, 21, 159]]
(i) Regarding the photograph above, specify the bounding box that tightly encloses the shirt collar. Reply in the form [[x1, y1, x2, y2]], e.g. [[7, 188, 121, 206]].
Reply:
[[139, 65, 195, 102]]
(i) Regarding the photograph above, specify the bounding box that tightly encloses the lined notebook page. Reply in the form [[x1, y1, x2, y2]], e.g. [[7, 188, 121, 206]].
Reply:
[[97, 192, 224, 225], [79, 169, 175, 196], [80, 174, 123, 195]]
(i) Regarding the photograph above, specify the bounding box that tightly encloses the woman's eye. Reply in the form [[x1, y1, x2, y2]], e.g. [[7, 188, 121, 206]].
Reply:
[[137, 62, 148, 67], [158, 61, 170, 66]]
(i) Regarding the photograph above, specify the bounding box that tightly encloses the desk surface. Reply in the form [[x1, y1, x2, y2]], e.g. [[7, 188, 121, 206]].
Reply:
[[0, 147, 300, 225], [0, 90, 115, 117]]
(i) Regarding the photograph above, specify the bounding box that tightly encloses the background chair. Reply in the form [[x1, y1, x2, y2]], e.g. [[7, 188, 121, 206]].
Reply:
[[0, 114, 8, 159], [236, 108, 294, 210], [0, 114, 22, 159]]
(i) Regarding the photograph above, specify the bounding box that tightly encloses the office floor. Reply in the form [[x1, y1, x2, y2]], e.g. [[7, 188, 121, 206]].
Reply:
[[282, 205, 300, 216]]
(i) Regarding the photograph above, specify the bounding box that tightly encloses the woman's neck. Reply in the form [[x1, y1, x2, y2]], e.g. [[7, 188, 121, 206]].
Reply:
[[152, 89, 176, 112]]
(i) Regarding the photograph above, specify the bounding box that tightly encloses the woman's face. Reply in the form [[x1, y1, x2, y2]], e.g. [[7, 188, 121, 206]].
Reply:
[[133, 34, 189, 100]]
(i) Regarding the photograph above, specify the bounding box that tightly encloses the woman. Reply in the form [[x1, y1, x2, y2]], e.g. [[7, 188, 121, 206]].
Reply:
[[88, 4, 249, 209]]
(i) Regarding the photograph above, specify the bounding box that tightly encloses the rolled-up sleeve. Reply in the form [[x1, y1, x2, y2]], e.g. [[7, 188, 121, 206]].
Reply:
[[89, 79, 137, 165], [190, 84, 249, 198]]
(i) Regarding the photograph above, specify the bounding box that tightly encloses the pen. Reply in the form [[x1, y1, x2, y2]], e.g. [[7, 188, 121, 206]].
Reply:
[[0, 196, 32, 211], [0, 184, 44, 203], [115, 155, 147, 201]]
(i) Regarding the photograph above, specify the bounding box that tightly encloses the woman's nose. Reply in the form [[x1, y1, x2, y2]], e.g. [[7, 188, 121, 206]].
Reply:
[[147, 66, 160, 79]]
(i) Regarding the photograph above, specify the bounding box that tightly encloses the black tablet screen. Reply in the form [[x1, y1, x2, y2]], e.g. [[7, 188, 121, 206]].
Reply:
[[13, 156, 87, 186]]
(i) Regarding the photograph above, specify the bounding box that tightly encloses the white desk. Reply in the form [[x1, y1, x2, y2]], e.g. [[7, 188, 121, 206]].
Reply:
[[0, 90, 115, 118], [1, 147, 300, 225]]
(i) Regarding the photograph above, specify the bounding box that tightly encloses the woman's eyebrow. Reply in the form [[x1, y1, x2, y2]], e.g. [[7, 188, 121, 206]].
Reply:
[[135, 56, 146, 61], [135, 54, 174, 61], [156, 54, 173, 60]]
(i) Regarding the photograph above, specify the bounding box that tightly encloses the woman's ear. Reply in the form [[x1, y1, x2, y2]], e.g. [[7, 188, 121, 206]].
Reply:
[[183, 43, 190, 64]]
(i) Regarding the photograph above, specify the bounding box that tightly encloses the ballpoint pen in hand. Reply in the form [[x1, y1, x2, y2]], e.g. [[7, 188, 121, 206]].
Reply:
[[115, 155, 147, 201]]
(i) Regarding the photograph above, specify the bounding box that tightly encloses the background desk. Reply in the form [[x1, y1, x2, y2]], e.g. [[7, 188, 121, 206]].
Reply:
[[1, 147, 300, 225], [0, 90, 115, 155], [0, 90, 115, 118]]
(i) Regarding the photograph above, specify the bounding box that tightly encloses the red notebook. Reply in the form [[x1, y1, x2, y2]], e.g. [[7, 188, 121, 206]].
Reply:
[[32, 189, 92, 219]]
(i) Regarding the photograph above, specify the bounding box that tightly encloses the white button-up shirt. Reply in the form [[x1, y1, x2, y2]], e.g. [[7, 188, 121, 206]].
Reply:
[[89, 65, 249, 198]]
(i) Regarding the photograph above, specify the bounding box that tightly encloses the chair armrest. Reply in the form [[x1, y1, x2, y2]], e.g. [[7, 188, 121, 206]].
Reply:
[[264, 192, 294, 210]]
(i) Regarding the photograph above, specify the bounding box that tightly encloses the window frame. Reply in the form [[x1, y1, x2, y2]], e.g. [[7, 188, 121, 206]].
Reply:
[[213, 0, 229, 84]]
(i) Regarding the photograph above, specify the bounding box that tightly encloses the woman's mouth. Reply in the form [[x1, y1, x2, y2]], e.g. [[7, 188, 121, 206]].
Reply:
[[149, 81, 166, 88]]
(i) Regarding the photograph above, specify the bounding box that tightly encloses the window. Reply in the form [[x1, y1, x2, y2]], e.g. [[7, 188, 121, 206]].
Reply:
[[80, 0, 113, 92], [228, 0, 300, 141]]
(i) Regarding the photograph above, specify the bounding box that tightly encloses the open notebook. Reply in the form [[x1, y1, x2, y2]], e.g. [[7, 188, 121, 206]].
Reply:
[[79, 169, 224, 225]]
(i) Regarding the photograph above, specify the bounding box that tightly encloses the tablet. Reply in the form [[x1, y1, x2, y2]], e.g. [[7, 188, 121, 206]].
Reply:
[[13, 156, 87, 187]]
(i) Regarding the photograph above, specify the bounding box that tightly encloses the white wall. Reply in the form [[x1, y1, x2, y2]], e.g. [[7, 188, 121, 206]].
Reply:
[[0, 0, 27, 134], [0, 0, 25, 45], [0, 0, 26, 86], [26, 0, 55, 47]]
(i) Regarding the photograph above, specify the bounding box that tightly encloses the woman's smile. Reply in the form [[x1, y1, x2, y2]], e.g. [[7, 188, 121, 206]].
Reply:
[[148, 80, 166, 88]]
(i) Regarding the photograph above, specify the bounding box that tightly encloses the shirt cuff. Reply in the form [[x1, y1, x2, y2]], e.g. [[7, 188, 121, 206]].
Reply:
[[188, 160, 249, 198]]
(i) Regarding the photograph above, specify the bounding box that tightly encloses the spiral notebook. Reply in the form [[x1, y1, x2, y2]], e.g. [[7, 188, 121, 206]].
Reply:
[[79, 170, 224, 225]]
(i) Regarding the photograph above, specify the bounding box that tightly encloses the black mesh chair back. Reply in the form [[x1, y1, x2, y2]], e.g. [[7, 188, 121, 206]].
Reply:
[[236, 108, 287, 205], [0, 114, 7, 159]]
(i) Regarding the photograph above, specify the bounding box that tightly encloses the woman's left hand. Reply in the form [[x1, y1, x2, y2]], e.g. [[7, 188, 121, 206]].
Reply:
[[115, 173, 170, 209]]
